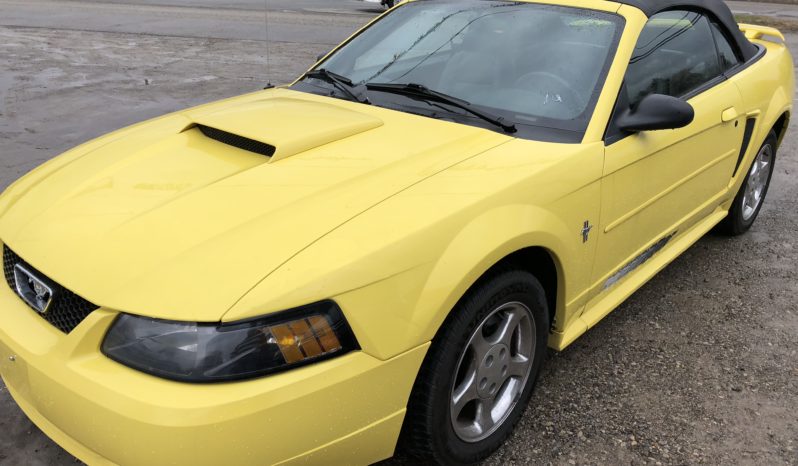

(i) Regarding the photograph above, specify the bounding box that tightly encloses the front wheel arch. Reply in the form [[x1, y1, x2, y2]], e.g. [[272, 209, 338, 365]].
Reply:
[[476, 246, 560, 330], [418, 204, 575, 351], [398, 269, 550, 464]]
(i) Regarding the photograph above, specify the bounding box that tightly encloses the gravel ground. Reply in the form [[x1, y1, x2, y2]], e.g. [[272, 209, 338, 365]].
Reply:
[[388, 113, 798, 465], [1, 5, 797, 466], [742, 1, 798, 5]]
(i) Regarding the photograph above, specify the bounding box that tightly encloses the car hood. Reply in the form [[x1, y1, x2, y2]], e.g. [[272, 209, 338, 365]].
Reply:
[[0, 89, 510, 321]]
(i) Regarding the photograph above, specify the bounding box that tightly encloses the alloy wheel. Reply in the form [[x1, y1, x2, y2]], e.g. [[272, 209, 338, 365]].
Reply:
[[742, 143, 774, 221], [449, 301, 536, 442]]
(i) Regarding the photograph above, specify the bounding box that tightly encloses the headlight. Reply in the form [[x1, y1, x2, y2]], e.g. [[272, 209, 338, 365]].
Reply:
[[101, 301, 359, 383]]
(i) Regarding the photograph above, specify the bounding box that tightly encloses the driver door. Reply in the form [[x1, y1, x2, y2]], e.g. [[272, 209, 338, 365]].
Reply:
[[589, 10, 745, 298]]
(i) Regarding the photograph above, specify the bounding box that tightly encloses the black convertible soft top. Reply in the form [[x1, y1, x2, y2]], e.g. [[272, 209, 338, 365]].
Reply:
[[618, 0, 759, 60]]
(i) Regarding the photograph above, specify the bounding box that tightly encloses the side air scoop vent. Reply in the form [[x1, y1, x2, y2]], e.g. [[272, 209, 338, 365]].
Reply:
[[197, 124, 276, 157]]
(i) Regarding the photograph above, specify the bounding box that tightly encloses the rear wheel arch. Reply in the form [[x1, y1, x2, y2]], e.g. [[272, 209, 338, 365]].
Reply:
[[772, 111, 790, 147]]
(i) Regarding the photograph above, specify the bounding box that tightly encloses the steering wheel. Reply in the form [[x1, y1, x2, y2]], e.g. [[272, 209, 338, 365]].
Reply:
[[514, 71, 585, 116]]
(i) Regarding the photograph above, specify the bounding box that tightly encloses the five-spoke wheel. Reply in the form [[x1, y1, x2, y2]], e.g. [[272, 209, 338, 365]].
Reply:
[[450, 302, 535, 442], [716, 130, 778, 235], [401, 270, 549, 465], [741, 142, 774, 221]]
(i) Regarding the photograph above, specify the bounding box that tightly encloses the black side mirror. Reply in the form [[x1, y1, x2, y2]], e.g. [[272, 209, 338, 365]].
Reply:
[[616, 94, 694, 133]]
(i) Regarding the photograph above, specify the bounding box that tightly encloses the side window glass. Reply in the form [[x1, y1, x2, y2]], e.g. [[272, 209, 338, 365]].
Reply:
[[625, 11, 721, 107], [711, 22, 741, 71]]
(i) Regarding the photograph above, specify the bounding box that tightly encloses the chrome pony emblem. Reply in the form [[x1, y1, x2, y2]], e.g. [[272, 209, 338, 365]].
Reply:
[[13, 264, 54, 314], [581, 220, 593, 243]]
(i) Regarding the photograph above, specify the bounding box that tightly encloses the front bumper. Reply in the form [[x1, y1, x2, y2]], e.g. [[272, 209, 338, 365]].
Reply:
[[0, 279, 428, 465]]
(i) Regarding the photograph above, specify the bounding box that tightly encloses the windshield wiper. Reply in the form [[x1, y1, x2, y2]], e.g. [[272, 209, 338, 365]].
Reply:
[[365, 82, 517, 134], [302, 69, 370, 104]]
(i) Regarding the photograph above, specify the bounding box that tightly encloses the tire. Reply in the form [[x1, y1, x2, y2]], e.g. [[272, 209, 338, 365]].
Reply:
[[384, 0, 395, 7], [715, 130, 778, 236], [399, 270, 550, 465]]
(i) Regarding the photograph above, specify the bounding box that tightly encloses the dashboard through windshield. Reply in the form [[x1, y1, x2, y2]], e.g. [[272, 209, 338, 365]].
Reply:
[[292, 0, 624, 142]]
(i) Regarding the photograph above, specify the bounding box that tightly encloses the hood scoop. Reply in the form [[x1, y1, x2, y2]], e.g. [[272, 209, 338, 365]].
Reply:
[[187, 96, 384, 163], [196, 124, 276, 157]]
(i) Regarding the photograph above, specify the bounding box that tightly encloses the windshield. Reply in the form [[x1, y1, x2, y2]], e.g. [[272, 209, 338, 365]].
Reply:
[[294, 0, 623, 141]]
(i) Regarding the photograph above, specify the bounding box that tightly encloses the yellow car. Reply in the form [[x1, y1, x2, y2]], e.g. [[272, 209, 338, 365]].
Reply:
[[0, 0, 793, 464]]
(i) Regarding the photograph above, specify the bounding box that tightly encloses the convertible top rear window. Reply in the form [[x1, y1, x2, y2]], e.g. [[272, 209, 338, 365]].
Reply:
[[294, 0, 624, 142]]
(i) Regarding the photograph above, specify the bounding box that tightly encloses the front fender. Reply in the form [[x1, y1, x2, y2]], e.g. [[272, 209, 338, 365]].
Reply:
[[418, 204, 571, 340], [224, 138, 603, 360], [225, 202, 573, 361]]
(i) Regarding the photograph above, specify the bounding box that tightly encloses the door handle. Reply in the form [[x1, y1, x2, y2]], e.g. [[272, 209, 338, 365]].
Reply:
[[721, 107, 739, 123]]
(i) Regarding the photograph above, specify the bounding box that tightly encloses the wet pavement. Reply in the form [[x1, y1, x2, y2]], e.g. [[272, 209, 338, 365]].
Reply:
[[0, 1, 797, 465]]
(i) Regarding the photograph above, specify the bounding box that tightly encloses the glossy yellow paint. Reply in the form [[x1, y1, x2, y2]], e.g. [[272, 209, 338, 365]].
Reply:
[[740, 23, 786, 42], [0, 1, 793, 464], [0, 276, 428, 465], [553, 10, 795, 348]]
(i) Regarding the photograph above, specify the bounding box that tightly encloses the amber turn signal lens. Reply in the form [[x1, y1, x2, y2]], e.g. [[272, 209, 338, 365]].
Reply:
[[269, 315, 343, 364], [103, 301, 357, 382]]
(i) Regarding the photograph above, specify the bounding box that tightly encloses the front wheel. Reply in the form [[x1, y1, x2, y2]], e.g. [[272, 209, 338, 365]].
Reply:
[[400, 270, 549, 465], [716, 130, 778, 235]]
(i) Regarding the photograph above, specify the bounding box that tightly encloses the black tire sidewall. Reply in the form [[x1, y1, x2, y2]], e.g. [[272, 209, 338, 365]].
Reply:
[[409, 271, 549, 465]]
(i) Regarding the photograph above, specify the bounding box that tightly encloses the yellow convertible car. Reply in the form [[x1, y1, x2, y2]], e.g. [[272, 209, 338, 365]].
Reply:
[[0, 0, 793, 464]]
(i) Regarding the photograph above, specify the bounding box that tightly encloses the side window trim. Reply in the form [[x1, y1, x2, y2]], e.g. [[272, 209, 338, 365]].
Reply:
[[604, 45, 765, 146], [709, 22, 726, 72], [604, 73, 727, 145], [626, 11, 722, 107], [603, 10, 766, 146], [723, 42, 766, 79], [708, 17, 744, 73], [678, 73, 726, 101]]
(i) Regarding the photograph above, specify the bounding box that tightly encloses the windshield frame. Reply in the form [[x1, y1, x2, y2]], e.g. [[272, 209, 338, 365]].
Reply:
[[291, 0, 626, 143]]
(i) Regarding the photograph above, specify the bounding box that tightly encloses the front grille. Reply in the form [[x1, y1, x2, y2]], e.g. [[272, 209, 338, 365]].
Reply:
[[3, 245, 99, 333]]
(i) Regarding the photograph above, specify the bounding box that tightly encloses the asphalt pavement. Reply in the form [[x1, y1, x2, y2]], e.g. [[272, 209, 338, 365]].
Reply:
[[0, 0, 375, 44], [727, 0, 798, 17], [0, 1, 796, 465]]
